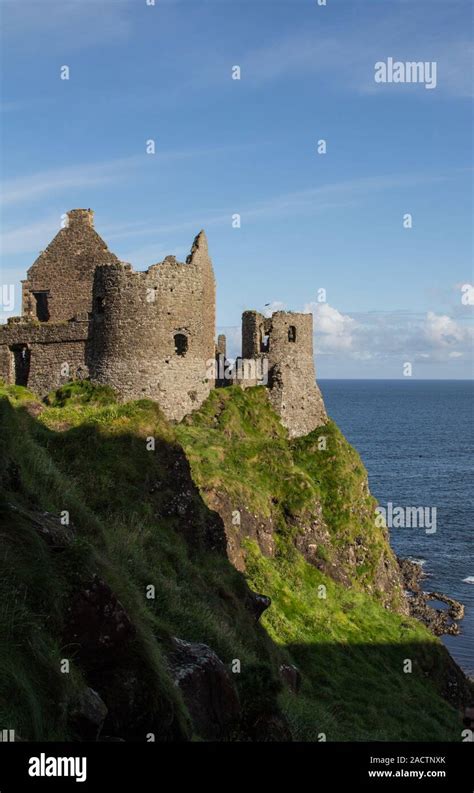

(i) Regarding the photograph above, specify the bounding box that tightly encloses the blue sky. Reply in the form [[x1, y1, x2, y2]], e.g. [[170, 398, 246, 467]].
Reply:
[[0, 0, 473, 377]]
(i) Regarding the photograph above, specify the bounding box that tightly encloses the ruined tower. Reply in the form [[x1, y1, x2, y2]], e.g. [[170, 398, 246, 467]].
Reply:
[[1, 207, 327, 437], [240, 310, 327, 437], [88, 231, 216, 422]]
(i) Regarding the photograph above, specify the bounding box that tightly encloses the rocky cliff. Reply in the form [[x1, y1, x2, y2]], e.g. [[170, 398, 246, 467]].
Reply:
[[0, 380, 471, 742]]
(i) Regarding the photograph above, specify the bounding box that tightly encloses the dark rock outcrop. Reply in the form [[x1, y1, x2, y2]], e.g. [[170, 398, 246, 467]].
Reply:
[[248, 712, 292, 742], [246, 591, 271, 621], [68, 687, 108, 741], [63, 575, 136, 671], [8, 503, 75, 548], [279, 663, 301, 694], [167, 637, 240, 740], [203, 490, 275, 571], [398, 558, 465, 636]]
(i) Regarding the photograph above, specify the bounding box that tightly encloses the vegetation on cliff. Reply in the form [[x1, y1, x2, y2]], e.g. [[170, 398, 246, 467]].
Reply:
[[0, 381, 469, 742]]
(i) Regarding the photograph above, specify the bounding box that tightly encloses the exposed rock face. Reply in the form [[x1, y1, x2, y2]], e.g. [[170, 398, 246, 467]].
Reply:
[[8, 503, 75, 548], [398, 558, 465, 636], [202, 487, 407, 613], [203, 490, 275, 570], [63, 576, 136, 671], [167, 638, 240, 740], [97, 666, 188, 742], [148, 440, 227, 554], [245, 591, 271, 621], [69, 687, 108, 741], [62, 576, 189, 741]]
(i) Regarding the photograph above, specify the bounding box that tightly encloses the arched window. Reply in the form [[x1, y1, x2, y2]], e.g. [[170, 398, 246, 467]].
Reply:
[[288, 325, 297, 343], [174, 333, 188, 357]]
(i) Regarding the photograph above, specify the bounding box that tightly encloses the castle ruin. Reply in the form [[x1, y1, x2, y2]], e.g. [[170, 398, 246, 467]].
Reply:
[[0, 209, 327, 437]]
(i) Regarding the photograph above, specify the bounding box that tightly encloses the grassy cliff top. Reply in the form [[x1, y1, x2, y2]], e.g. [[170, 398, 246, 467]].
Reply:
[[0, 381, 468, 741]]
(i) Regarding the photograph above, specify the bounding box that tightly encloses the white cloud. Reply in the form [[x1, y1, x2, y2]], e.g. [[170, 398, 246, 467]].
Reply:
[[1, 157, 142, 208], [304, 302, 357, 352], [1, 0, 134, 53], [423, 311, 469, 348]]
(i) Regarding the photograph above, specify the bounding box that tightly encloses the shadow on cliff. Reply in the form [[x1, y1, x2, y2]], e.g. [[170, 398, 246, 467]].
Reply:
[[0, 395, 472, 742], [283, 638, 471, 740], [0, 397, 287, 741]]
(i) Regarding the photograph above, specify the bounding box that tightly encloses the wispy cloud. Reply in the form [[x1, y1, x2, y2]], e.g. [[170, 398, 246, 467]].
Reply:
[[239, 14, 474, 98], [1, 0, 134, 53], [1, 166, 466, 259], [1, 143, 248, 209], [0, 215, 62, 257], [1, 157, 142, 208]]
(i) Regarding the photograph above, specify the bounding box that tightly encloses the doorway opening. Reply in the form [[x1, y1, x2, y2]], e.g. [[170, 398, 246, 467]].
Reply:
[[9, 345, 31, 386]]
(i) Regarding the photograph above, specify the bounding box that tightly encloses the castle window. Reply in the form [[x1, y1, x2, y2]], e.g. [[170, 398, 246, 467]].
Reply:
[[33, 291, 50, 322], [260, 326, 269, 352], [174, 333, 188, 357], [96, 296, 105, 314], [288, 325, 297, 343]]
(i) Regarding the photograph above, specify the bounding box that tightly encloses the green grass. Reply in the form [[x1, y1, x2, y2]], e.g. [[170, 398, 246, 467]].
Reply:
[[0, 380, 469, 741], [176, 386, 403, 608]]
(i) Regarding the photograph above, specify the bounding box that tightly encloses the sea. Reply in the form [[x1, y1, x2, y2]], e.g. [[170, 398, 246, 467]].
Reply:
[[319, 379, 474, 678]]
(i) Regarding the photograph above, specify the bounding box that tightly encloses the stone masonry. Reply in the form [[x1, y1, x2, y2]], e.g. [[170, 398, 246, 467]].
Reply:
[[238, 310, 327, 437], [0, 208, 327, 435]]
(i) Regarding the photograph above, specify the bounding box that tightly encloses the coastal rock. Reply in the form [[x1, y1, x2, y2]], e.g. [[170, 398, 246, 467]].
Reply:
[[398, 558, 465, 636]]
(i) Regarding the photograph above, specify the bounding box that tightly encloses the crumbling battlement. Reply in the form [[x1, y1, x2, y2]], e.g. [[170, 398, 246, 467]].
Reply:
[[0, 208, 326, 435], [238, 310, 327, 437], [88, 231, 216, 421]]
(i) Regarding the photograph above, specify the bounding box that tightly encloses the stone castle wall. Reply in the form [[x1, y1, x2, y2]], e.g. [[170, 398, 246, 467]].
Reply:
[[240, 310, 327, 437], [0, 319, 89, 396], [88, 231, 216, 422], [22, 209, 119, 323], [1, 207, 327, 436]]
